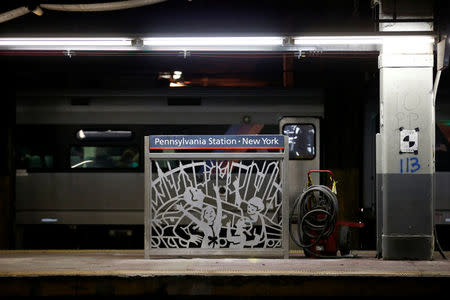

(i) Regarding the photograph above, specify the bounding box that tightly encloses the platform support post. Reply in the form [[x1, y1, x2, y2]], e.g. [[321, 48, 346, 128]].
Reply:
[[376, 0, 436, 260], [378, 36, 436, 260]]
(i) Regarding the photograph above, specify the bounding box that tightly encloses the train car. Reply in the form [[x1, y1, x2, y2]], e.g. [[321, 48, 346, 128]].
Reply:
[[14, 86, 450, 250], [14, 88, 323, 249]]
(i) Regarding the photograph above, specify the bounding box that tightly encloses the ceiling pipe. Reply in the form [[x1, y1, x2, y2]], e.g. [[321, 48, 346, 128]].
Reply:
[[0, 6, 30, 23], [40, 0, 167, 12], [0, 0, 167, 24]]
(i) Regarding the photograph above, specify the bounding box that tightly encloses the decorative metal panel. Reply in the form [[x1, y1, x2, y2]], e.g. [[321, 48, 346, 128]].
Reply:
[[150, 160, 283, 249]]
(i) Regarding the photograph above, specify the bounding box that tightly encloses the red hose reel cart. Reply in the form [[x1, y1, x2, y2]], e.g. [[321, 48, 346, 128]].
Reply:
[[290, 170, 364, 258]]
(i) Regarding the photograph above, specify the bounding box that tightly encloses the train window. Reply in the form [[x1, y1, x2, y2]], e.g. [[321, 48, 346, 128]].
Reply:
[[70, 146, 139, 169], [76, 130, 133, 141], [16, 145, 54, 170], [282, 124, 316, 160]]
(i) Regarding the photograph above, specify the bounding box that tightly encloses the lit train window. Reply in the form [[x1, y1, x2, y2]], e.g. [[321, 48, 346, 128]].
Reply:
[[76, 130, 133, 141], [70, 146, 139, 169], [16, 145, 54, 170], [282, 124, 316, 160]]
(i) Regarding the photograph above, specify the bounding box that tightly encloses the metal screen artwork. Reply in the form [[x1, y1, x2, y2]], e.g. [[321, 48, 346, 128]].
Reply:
[[150, 160, 283, 250]]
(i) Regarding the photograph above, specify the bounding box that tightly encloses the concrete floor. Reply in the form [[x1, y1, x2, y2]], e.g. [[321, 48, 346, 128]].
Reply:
[[0, 250, 449, 296]]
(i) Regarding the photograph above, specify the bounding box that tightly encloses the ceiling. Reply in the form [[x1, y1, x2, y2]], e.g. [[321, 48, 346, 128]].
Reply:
[[1, 0, 376, 36], [0, 1, 447, 91]]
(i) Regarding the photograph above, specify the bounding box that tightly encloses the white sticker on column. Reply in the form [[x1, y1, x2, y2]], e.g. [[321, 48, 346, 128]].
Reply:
[[400, 129, 418, 153]]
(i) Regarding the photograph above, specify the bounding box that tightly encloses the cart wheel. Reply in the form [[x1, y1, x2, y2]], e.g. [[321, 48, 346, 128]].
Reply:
[[339, 225, 351, 256]]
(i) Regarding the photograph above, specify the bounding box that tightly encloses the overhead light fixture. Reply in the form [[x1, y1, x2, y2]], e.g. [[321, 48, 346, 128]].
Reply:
[[0, 35, 434, 52], [143, 37, 284, 46], [172, 71, 182, 80], [169, 82, 187, 87], [380, 35, 435, 44], [294, 36, 382, 45], [294, 35, 434, 45], [0, 38, 133, 50], [0, 36, 284, 51], [0, 38, 131, 46], [293, 35, 434, 52], [142, 37, 285, 51]]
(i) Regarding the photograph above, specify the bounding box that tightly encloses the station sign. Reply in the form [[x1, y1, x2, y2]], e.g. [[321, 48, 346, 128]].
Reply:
[[149, 135, 284, 150]]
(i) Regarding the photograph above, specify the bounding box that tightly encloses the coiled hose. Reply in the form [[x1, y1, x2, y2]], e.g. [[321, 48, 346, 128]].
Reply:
[[289, 184, 356, 258]]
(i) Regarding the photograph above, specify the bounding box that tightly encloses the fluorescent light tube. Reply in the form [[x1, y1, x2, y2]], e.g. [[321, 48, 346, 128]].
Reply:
[[295, 36, 381, 45], [380, 35, 435, 44], [294, 35, 434, 45], [0, 38, 132, 46], [143, 37, 284, 46]]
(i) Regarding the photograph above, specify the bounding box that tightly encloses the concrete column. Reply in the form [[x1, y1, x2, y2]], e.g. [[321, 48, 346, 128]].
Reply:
[[378, 36, 435, 259]]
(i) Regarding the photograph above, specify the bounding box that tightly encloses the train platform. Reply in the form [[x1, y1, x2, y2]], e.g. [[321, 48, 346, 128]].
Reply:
[[0, 249, 449, 296]]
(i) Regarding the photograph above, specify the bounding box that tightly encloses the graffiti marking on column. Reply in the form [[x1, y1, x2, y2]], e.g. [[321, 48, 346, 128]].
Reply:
[[400, 157, 421, 174]]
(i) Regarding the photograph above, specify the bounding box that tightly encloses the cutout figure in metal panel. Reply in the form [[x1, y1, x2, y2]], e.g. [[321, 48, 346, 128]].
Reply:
[[150, 160, 282, 249]]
